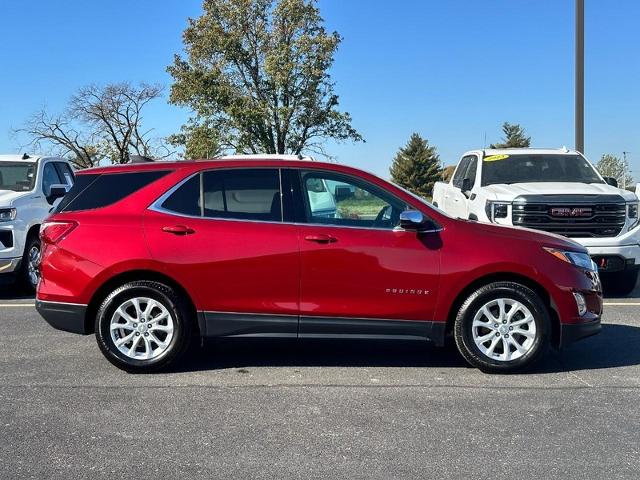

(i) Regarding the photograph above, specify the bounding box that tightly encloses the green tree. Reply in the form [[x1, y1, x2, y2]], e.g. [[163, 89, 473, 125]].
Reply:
[[390, 133, 442, 198], [167, 0, 362, 157], [597, 154, 633, 188], [490, 122, 531, 148], [442, 165, 456, 182]]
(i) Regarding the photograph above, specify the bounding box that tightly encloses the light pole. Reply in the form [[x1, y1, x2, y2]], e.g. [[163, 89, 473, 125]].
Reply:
[[575, 0, 584, 154]]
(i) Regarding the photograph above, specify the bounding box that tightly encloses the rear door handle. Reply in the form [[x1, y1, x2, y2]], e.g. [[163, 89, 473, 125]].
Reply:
[[304, 234, 337, 244], [162, 225, 195, 235]]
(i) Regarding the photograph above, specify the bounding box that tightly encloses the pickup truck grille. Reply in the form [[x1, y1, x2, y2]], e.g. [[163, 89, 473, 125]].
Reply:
[[512, 196, 626, 238]]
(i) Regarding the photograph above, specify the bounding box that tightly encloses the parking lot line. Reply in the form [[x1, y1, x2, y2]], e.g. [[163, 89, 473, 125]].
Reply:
[[0, 304, 36, 307]]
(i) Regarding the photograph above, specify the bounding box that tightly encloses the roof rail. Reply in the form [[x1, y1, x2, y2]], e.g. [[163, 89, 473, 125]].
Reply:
[[129, 155, 155, 163]]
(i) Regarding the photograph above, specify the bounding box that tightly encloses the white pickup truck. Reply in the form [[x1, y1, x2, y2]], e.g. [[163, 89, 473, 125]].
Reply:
[[432, 148, 640, 295], [0, 154, 74, 292]]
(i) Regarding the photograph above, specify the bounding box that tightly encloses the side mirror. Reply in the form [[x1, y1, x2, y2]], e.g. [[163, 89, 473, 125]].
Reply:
[[397, 210, 440, 233], [603, 176, 618, 188], [46, 184, 68, 205], [461, 178, 472, 197], [334, 185, 353, 202]]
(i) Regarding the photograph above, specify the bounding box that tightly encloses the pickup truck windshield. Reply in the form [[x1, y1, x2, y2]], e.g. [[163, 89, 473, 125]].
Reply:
[[0, 162, 37, 192], [481, 154, 603, 186]]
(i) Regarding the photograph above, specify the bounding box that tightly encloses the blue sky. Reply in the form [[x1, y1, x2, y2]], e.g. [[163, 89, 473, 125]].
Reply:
[[0, 0, 638, 178]]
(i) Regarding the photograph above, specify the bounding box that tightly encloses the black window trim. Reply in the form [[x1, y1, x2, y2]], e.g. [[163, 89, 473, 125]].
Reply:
[[150, 166, 432, 233], [149, 167, 287, 224]]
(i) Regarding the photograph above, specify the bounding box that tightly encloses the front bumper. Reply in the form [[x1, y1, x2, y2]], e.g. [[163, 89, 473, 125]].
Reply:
[[0, 257, 21, 274], [35, 300, 89, 335], [560, 316, 601, 347]]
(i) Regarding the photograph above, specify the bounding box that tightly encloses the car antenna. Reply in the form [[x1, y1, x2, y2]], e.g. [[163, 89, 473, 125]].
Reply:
[[22, 153, 30, 160]]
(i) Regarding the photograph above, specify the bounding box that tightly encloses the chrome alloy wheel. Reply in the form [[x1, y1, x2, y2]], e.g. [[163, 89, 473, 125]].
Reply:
[[110, 297, 175, 360], [472, 298, 537, 362], [27, 245, 41, 287]]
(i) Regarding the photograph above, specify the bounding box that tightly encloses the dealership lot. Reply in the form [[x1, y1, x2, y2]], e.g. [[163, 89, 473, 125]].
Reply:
[[1, 288, 639, 479]]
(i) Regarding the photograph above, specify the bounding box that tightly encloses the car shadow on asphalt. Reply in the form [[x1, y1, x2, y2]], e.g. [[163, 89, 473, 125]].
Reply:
[[164, 322, 640, 374]]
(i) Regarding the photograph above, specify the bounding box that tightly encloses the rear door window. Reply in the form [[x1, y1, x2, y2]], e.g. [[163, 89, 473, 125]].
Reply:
[[157, 168, 283, 222], [202, 169, 282, 221], [55, 170, 169, 213]]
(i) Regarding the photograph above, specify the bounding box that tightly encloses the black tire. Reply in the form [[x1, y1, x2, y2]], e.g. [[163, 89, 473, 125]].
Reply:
[[601, 269, 639, 297], [454, 281, 551, 374], [95, 280, 193, 373], [18, 234, 41, 294]]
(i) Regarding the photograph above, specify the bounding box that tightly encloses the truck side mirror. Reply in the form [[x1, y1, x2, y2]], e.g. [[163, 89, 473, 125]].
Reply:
[[461, 178, 472, 197], [603, 176, 618, 188], [46, 184, 68, 205]]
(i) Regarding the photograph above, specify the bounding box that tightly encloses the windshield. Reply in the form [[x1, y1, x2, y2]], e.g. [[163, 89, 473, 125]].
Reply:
[[481, 154, 603, 186], [0, 162, 37, 192]]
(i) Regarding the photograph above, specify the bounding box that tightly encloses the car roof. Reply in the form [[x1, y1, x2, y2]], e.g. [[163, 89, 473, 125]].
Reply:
[[0, 154, 40, 162]]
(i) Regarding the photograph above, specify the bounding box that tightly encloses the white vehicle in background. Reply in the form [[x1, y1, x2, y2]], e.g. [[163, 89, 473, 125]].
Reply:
[[432, 148, 640, 295], [0, 154, 74, 293]]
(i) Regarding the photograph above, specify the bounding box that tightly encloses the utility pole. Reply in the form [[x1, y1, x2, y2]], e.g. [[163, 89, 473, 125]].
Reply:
[[575, 0, 584, 154], [623, 151, 630, 190]]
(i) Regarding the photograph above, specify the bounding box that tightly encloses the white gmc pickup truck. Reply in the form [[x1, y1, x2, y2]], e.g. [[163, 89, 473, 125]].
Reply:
[[432, 148, 640, 295], [0, 154, 74, 292]]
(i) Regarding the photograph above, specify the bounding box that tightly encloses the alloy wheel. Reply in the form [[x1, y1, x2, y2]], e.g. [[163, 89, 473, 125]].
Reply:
[[27, 245, 41, 288], [109, 297, 175, 360], [471, 298, 537, 362]]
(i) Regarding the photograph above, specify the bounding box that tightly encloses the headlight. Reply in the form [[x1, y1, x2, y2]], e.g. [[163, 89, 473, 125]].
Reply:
[[628, 202, 639, 229], [0, 208, 16, 222], [485, 201, 509, 222], [543, 247, 597, 271]]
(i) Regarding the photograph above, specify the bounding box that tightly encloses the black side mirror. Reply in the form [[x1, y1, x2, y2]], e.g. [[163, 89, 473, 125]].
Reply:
[[334, 185, 353, 202], [46, 184, 68, 205], [397, 210, 440, 233], [461, 178, 472, 197], [603, 176, 618, 188]]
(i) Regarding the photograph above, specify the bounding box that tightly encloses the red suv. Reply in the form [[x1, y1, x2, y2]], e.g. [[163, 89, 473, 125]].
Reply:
[[36, 157, 602, 373]]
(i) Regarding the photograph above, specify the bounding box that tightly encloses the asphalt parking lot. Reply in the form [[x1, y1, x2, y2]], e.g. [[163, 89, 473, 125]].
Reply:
[[1, 286, 640, 479]]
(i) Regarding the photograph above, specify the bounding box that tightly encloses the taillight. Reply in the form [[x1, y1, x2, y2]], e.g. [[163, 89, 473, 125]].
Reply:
[[40, 221, 78, 245]]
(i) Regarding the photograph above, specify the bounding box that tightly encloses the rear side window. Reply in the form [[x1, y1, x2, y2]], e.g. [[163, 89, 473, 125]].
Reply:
[[55, 171, 169, 213], [159, 169, 282, 222]]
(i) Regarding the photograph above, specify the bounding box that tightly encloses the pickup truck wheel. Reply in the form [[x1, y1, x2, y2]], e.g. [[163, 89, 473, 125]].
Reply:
[[95, 281, 193, 373], [601, 268, 639, 296], [18, 235, 41, 294], [454, 282, 550, 373]]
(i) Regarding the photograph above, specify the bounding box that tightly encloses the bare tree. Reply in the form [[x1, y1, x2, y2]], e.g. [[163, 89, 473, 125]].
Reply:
[[17, 110, 98, 169], [15, 82, 172, 168]]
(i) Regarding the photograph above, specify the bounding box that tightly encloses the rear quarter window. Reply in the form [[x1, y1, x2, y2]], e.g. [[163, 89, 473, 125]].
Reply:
[[55, 170, 170, 213]]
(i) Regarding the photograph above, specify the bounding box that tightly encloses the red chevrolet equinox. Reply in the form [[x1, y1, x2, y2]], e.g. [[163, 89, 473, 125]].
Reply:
[[36, 157, 602, 373]]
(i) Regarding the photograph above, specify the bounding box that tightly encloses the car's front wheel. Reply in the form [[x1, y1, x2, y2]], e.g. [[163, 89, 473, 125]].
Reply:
[[454, 281, 550, 373], [95, 280, 193, 373], [18, 235, 41, 294]]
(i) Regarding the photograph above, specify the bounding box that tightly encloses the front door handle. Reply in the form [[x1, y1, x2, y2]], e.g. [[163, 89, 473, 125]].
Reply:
[[162, 225, 195, 235], [304, 234, 337, 244]]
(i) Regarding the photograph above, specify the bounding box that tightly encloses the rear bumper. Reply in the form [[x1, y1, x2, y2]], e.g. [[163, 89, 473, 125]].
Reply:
[[560, 316, 601, 347], [35, 300, 89, 335]]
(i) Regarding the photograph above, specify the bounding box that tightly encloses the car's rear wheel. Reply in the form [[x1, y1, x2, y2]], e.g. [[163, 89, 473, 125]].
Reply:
[[454, 281, 550, 373], [95, 280, 192, 373]]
